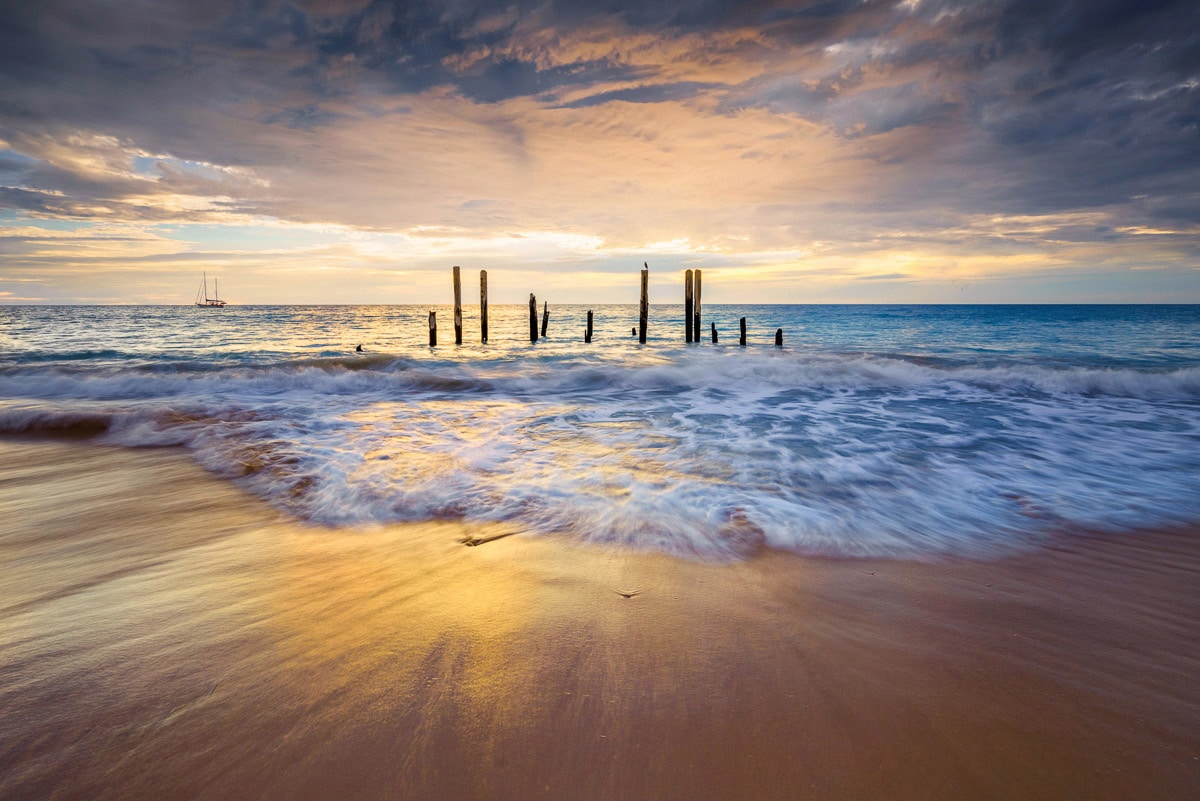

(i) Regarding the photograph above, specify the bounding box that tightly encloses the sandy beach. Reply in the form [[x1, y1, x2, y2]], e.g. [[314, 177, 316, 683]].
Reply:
[[1, 437, 1197, 800]]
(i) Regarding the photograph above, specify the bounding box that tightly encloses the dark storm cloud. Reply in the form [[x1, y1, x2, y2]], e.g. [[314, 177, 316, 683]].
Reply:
[[738, 0, 1198, 225], [1, 1, 1192, 112], [991, 0, 1200, 73], [0, 0, 1197, 234], [0, 1, 886, 113]]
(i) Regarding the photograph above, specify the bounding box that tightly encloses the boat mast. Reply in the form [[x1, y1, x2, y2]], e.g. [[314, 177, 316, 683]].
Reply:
[[195, 271, 226, 306]]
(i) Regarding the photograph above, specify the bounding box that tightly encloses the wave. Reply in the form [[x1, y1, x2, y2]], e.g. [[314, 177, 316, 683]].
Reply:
[[0, 407, 114, 438], [3, 351, 1200, 402], [4, 349, 130, 364], [3, 349, 1199, 560]]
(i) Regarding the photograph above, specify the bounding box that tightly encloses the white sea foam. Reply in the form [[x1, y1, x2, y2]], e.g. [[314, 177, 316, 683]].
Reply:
[[3, 350, 1199, 559]]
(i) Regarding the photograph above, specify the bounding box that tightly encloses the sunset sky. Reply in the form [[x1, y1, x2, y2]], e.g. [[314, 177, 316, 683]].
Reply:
[[1, 0, 1197, 304]]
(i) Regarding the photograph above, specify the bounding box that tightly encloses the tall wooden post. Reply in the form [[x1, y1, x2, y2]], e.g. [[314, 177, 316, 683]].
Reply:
[[528, 294, 538, 343], [429, 311, 437, 346], [480, 270, 488, 343], [639, 269, 648, 344], [585, 310, 593, 343], [541, 301, 549, 337], [694, 269, 702, 340], [711, 322, 717, 343], [685, 270, 694, 343], [775, 328, 783, 347], [452, 265, 462, 345], [739, 317, 747, 346]]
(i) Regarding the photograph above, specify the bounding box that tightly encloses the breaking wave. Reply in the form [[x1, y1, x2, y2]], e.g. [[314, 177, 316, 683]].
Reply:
[[3, 349, 1199, 559]]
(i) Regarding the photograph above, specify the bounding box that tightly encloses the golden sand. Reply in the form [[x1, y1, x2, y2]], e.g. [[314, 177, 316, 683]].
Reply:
[[1, 439, 1196, 800]]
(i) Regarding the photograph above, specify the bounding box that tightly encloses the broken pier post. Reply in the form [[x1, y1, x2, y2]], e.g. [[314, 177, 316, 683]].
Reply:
[[639, 268, 648, 343], [428, 311, 437, 347], [528, 293, 538, 343], [739, 317, 747, 346], [452, 265, 463, 345], [775, 328, 783, 347], [541, 301, 549, 338], [694, 269, 702, 340], [480, 269, 488, 343], [585, 310, 593, 343], [685, 269, 694, 343], [711, 322, 718, 343]]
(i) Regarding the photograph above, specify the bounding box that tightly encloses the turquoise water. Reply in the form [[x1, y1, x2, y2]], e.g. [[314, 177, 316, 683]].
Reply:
[[2, 304, 1199, 558]]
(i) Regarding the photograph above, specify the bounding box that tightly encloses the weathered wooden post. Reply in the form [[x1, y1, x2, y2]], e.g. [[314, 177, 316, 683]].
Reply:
[[639, 268, 648, 343], [685, 269, 694, 343], [711, 322, 718, 343], [429, 311, 437, 346], [694, 269, 702, 340], [739, 317, 747, 346], [528, 294, 538, 343], [585, 310, 593, 343], [480, 270, 488, 343], [775, 328, 783, 347], [541, 301, 549, 338], [452, 265, 463, 345]]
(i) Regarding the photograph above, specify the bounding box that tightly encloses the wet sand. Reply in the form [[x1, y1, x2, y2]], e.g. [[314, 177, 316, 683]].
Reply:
[[1, 439, 1197, 800]]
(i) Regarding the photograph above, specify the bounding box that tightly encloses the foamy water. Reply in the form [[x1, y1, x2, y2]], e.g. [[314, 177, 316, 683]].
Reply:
[[3, 304, 1199, 558]]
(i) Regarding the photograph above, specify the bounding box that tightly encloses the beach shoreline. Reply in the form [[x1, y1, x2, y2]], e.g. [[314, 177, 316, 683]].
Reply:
[[1, 437, 1197, 800]]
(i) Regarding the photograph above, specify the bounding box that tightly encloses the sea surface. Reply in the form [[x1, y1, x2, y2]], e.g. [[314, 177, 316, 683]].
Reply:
[[2, 303, 1198, 559]]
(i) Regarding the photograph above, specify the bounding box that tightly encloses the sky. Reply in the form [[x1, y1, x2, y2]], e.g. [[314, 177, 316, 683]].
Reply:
[[1, 0, 1198, 304]]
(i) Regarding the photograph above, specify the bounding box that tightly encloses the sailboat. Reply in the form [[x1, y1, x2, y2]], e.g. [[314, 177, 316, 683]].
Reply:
[[195, 272, 227, 307]]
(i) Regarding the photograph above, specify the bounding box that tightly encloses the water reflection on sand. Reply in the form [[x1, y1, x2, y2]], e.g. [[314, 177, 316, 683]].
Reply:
[[1, 440, 1197, 801]]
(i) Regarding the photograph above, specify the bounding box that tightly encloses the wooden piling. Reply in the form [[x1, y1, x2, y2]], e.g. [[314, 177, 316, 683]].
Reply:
[[639, 269, 648, 344], [685, 270, 694, 343], [775, 328, 783, 347], [480, 270, 488, 343], [541, 301, 549, 338], [429, 311, 437, 347], [585, 310, 593, 343], [711, 322, 717, 343], [694, 269, 702, 339], [529, 294, 538, 343], [739, 317, 747, 346], [452, 265, 462, 345]]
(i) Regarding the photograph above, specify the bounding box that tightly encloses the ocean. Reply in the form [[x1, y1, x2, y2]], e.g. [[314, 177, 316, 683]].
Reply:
[[2, 303, 1198, 559]]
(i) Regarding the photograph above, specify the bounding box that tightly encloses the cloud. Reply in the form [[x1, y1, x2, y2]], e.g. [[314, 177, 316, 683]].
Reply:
[[0, 131, 270, 223], [261, 104, 347, 129], [558, 81, 724, 108], [0, 0, 1197, 302]]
